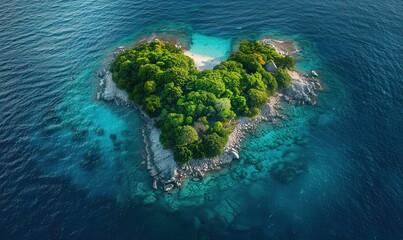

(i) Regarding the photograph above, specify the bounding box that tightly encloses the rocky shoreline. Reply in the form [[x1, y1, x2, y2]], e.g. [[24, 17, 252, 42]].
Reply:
[[95, 46, 132, 106], [141, 93, 284, 192], [96, 37, 321, 192]]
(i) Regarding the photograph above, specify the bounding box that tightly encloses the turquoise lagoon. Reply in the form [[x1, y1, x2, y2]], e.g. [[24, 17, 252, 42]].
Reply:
[[188, 33, 232, 60]]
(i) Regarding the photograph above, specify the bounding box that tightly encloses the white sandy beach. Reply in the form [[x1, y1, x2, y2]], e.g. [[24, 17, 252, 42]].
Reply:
[[184, 50, 222, 70]]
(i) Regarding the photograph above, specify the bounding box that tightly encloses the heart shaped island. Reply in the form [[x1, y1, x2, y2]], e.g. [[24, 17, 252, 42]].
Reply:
[[98, 37, 320, 191]]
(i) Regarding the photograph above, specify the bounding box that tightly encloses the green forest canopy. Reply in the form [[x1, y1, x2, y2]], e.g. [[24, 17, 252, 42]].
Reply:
[[111, 40, 294, 163]]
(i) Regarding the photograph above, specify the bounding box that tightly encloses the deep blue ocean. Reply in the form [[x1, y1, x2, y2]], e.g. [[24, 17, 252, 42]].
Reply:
[[1, 0, 402, 239]]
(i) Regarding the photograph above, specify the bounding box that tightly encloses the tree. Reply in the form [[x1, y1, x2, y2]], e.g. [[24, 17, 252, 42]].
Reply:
[[247, 88, 268, 109], [252, 72, 267, 91], [161, 82, 183, 104], [275, 68, 292, 89], [195, 71, 225, 96], [277, 55, 295, 69], [259, 70, 278, 94], [248, 107, 260, 117], [143, 80, 157, 95], [176, 125, 198, 145], [202, 133, 226, 157], [187, 142, 205, 159], [215, 60, 244, 73], [214, 98, 231, 113], [174, 145, 192, 164], [159, 67, 188, 86], [182, 101, 196, 116], [212, 121, 223, 132], [231, 96, 247, 115], [143, 95, 161, 116], [165, 113, 184, 128], [230, 52, 261, 73], [222, 68, 242, 83], [218, 109, 236, 121], [255, 53, 266, 65], [240, 74, 257, 91], [185, 116, 193, 125], [138, 64, 160, 82], [203, 106, 216, 117]]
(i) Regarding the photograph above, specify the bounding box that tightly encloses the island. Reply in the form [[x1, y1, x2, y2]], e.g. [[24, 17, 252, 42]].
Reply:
[[98, 37, 320, 191]]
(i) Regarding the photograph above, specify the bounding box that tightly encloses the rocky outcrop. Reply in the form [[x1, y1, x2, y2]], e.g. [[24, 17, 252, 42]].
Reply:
[[96, 46, 131, 106], [99, 71, 130, 104], [214, 198, 242, 226], [270, 160, 306, 184], [152, 178, 158, 190], [230, 149, 239, 159], [284, 70, 320, 105], [163, 183, 174, 192], [143, 123, 177, 180]]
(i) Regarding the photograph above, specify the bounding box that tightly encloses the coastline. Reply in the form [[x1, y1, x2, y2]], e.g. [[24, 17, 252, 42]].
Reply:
[[261, 37, 300, 56], [97, 36, 321, 192], [139, 93, 284, 191]]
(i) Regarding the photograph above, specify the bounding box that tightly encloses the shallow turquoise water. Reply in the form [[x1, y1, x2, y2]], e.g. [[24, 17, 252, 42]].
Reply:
[[188, 33, 231, 59]]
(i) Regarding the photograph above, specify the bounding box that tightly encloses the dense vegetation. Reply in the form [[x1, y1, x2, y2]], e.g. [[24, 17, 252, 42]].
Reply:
[[111, 40, 294, 163]]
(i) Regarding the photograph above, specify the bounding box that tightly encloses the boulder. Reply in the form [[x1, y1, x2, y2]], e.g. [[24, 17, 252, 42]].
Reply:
[[230, 149, 240, 159], [270, 160, 306, 183], [80, 145, 101, 170], [264, 61, 277, 73], [152, 179, 158, 190], [192, 177, 201, 182], [98, 70, 106, 78], [285, 78, 316, 105], [164, 183, 174, 192]]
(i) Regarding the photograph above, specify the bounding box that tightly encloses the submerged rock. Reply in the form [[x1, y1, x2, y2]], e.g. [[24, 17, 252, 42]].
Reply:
[[72, 129, 88, 142], [214, 199, 241, 226], [109, 134, 117, 141], [143, 194, 157, 205], [270, 160, 306, 183], [192, 177, 201, 182], [164, 183, 174, 192], [152, 179, 158, 190], [98, 70, 105, 78], [230, 149, 240, 159], [294, 136, 308, 146], [94, 127, 105, 136], [80, 145, 102, 170]]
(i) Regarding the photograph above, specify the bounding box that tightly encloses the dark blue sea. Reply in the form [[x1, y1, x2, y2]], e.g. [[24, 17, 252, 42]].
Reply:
[[1, 0, 402, 239]]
